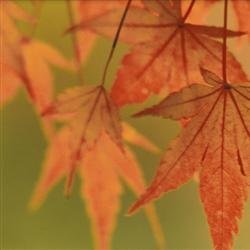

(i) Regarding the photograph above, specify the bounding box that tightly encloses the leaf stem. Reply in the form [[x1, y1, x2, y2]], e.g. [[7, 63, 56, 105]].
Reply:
[[101, 0, 132, 86], [182, 0, 196, 23], [222, 0, 228, 83], [66, 0, 83, 83]]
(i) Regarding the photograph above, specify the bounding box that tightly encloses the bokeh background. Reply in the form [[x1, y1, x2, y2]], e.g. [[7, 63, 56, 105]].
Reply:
[[2, 1, 250, 249]]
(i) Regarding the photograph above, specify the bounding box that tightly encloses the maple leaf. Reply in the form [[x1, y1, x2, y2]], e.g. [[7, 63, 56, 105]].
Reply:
[[129, 68, 250, 250], [1, 1, 74, 111], [2, 37, 74, 138], [31, 85, 165, 249], [42, 85, 122, 149], [1, 1, 74, 139], [20, 39, 75, 112], [68, 0, 248, 107], [2, 37, 74, 111], [0, 0, 34, 105]]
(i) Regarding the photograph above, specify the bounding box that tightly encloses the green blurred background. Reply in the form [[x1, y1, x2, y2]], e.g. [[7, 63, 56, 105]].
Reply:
[[1, 1, 250, 249]]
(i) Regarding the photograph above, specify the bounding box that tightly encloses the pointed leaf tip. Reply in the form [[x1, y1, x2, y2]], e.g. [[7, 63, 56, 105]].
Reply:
[[187, 23, 247, 38], [127, 205, 137, 215], [64, 165, 77, 198], [64, 23, 82, 35], [199, 67, 223, 86], [122, 122, 160, 153], [127, 199, 143, 215], [62, 26, 75, 37], [132, 107, 155, 118]]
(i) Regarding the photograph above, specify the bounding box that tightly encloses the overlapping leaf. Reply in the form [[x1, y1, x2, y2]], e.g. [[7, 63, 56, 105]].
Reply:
[[129, 68, 250, 250], [31, 85, 165, 250], [69, 0, 248, 106]]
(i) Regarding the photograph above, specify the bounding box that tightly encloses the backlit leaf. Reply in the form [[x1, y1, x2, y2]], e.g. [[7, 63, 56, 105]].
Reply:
[[130, 69, 250, 250], [32, 81, 165, 249]]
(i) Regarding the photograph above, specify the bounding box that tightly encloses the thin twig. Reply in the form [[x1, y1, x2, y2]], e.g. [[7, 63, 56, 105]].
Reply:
[[182, 0, 196, 23], [101, 0, 132, 86]]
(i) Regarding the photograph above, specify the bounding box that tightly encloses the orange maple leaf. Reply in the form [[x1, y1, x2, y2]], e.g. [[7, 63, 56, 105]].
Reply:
[[129, 68, 250, 250], [1, 1, 75, 138], [0, 0, 33, 106], [2, 38, 74, 138], [1, 1, 74, 111], [20, 39, 75, 111], [2, 37, 74, 111], [30, 85, 165, 249], [68, 0, 248, 106]]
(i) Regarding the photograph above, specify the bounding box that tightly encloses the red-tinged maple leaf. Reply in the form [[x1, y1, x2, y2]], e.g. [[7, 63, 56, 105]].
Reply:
[[129, 68, 250, 250], [30, 84, 165, 249], [68, 0, 248, 107]]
